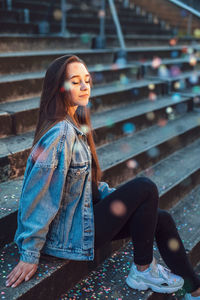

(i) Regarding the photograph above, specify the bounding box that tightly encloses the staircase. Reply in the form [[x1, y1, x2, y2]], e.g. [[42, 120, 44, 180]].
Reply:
[[0, 0, 200, 299], [131, 0, 200, 36]]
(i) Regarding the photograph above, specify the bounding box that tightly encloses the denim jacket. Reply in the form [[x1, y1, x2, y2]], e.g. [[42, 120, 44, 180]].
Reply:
[[14, 115, 116, 264]]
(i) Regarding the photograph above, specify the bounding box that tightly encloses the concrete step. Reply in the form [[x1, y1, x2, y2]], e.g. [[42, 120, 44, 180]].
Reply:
[[0, 48, 116, 75], [0, 110, 200, 245], [0, 62, 138, 103], [0, 34, 198, 53], [2, 53, 198, 103], [61, 184, 200, 299], [0, 77, 165, 181], [0, 80, 192, 137], [0, 10, 21, 22], [1, 142, 200, 299], [0, 45, 196, 75], [0, 22, 38, 34], [0, 34, 94, 53]]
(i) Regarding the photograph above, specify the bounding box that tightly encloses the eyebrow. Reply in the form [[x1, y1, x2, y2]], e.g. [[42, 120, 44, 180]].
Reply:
[[70, 74, 90, 79]]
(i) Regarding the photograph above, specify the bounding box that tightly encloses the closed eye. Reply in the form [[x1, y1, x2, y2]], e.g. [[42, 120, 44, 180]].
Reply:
[[72, 81, 90, 84]]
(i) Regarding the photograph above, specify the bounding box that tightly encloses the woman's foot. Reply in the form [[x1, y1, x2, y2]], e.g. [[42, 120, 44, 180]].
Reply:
[[126, 257, 184, 293]]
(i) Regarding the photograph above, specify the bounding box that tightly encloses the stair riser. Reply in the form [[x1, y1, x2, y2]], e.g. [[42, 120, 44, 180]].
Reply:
[[0, 36, 194, 54], [0, 36, 92, 53], [0, 94, 193, 141], [0, 21, 173, 35], [144, 62, 197, 77], [0, 52, 114, 75], [102, 125, 200, 189], [91, 82, 166, 112], [1, 125, 200, 250], [0, 78, 42, 103], [0, 81, 165, 138], [0, 67, 138, 103], [0, 106, 198, 185], [94, 98, 194, 146], [0, 23, 38, 34], [0, 49, 186, 75]]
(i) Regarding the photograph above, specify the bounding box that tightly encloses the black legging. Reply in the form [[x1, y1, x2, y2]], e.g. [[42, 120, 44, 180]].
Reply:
[[93, 176, 200, 293]]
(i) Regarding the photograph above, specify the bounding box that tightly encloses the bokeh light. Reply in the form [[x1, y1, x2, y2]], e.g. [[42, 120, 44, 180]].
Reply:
[[64, 81, 71, 91], [105, 118, 115, 128], [152, 57, 162, 69], [147, 147, 160, 158], [148, 83, 155, 90], [158, 65, 169, 78], [110, 199, 127, 217], [170, 65, 181, 77], [80, 33, 91, 44], [122, 122, 135, 135], [169, 38, 177, 46], [168, 238, 180, 251], [172, 93, 181, 102], [146, 111, 155, 121], [120, 74, 130, 85], [157, 118, 168, 127], [148, 92, 157, 101], [189, 54, 197, 66], [194, 28, 200, 38], [80, 125, 90, 134], [98, 9, 105, 18], [53, 9, 62, 21], [126, 159, 138, 169]]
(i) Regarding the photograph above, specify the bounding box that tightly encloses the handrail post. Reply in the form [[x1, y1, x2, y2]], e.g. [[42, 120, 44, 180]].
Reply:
[[108, 0, 127, 63], [6, 0, 12, 10], [100, 0, 105, 40], [187, 12, 192, 36], [61, 0, 69, 37], [108, 0, 126, 50]]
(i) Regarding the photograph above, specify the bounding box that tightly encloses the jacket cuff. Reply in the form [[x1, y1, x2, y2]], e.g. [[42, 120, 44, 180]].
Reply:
[[20, 250, 40, 264]]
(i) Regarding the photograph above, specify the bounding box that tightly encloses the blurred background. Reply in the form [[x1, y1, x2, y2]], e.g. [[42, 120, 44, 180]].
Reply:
[[0, 0, 200, 299]]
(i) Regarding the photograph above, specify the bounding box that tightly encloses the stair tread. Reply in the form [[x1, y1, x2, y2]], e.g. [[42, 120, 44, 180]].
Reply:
[[0, 93, 192, 155], [98, 111, 200, 171], [0, 44, 198, 58], [0, 111, 200, 219], [1, 183, 200, 299], [0, 77, 162, 112], [61, 184, 200, 299]]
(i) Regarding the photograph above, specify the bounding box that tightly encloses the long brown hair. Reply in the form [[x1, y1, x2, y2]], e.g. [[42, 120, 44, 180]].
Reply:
[[32, 54, 102, 191]]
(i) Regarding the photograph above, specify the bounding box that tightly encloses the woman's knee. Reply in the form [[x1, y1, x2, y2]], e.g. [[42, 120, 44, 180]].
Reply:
[[156, 209, 176, 231], [133, 176, 159, 200]]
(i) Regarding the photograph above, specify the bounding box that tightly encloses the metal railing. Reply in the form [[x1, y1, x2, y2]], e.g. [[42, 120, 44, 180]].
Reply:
[[167, 0, 200, 35]]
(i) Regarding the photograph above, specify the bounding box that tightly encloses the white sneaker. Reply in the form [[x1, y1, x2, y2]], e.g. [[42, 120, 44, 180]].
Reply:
[[125, 257, 184, 293], [183, 293, 200, 300]]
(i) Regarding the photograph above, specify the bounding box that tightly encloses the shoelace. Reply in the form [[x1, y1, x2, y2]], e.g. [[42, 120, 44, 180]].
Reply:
[[151, 258, 171, 280]]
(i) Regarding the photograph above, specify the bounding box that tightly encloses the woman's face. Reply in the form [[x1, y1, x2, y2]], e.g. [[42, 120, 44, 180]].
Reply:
[[66, 62, 91, 109]]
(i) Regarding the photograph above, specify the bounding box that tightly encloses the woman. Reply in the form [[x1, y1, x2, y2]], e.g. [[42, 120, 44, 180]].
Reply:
[[5, 55, 200, 299]]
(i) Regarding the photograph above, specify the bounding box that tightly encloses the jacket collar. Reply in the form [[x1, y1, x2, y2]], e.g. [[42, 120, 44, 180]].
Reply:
[[64, 115, 87, 137]]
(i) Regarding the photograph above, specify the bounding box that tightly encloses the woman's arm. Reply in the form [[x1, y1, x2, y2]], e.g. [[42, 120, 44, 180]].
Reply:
[[6, 123, 74, 287]]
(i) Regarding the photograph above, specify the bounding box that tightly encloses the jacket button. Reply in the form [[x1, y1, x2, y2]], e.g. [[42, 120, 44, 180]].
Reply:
[[85, 203, 90, 207], [85, 229, 92, 233]]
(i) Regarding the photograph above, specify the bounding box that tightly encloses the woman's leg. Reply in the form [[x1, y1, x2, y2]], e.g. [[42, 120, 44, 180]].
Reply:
[[155, 209, 200, 294], [93, 176, 159, 265]]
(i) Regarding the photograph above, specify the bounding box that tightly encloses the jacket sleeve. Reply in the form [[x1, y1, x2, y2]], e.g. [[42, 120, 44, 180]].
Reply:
[[97, 181, 116, 200], [14, 123, 74, 264]]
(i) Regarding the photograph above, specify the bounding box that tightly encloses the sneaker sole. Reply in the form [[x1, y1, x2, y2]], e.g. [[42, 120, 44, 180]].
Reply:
[[125, 276, 184, 294]]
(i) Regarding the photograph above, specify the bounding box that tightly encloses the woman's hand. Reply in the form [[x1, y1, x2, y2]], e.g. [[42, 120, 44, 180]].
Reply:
[[6, 261, 38, 288]]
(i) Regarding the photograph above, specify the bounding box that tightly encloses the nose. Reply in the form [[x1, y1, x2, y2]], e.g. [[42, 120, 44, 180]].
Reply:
[[80, 81, 87, 90]]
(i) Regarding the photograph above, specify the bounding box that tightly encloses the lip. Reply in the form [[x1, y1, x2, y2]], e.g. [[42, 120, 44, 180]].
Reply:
[[79, 94, 89, 97]]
